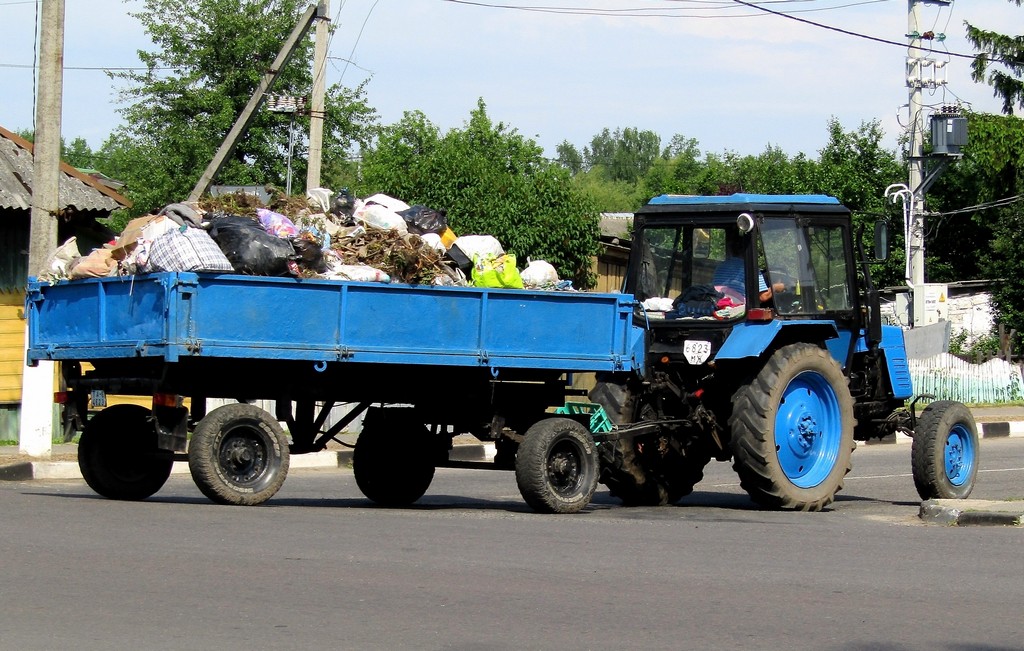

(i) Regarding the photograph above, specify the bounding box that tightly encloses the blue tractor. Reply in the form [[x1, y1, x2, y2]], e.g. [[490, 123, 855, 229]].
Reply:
[[590, 194, 979, 510]]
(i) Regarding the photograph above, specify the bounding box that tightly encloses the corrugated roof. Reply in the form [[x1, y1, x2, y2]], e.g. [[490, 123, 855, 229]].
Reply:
[[0, 125, 131, 213]]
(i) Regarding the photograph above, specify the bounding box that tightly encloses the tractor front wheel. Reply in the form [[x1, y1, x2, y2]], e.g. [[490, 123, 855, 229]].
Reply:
[[912, 400, 979, 500]]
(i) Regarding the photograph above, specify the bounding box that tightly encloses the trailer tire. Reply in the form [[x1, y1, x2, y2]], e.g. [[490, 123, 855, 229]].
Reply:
[[515, 418, 598, 514], [188, 403, 289, 506], [78, 404, 174, 500], [353, 408, 435, 507], [730, 343, 855, 511], [912, 400, 978, 500]]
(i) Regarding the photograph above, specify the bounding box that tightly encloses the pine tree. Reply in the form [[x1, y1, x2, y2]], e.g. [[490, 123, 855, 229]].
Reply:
[[965, 1, 1024, 114]]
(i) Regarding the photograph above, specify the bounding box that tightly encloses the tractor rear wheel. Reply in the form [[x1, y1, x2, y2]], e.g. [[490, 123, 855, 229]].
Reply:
[[600, 434, 710, 506], [730, 343, 855, 511]]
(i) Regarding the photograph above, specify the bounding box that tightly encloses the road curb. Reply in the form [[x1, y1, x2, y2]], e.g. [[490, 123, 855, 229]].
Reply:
[[919, 499, 1024, 527], [0, 443, 496, 482], [858, 420, 1024, 446]]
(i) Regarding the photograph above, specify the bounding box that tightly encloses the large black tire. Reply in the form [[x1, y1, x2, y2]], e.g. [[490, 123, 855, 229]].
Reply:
[[78, 404, 174, 500], [353, 408, 436, 507], [912, 400, 979, 500], [515, 418, 598, 514], [730, 343, 855, 511], [600, 435, 710, 506], [188, 403, 290, 506]]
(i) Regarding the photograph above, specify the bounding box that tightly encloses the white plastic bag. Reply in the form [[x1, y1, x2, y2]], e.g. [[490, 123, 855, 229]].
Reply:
[[323, 263, 391, 283], [520, 259, 559, 288], [306, 187, 333, 213], [44, 237, 81, 279], [452, 235, 504, 261], [642, 297, 675, 312], [419, 233, 446, 253], [363, 193, 411, 213], [353, 200, 409, 233]]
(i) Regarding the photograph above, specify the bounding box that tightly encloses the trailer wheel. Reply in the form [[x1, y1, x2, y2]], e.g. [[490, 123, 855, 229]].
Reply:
[[730, 343, 855, 511], [353, 408, 436, 507], [188, 404, 289, 506], [78, 404, 174, 500], [912, 400, 978, 500], [515, 418, 598, 514]]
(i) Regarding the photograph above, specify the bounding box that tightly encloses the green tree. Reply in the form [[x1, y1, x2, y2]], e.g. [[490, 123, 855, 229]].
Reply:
[[359, 101, 600, 287], [63, 137, 96, 169], [966, 1, 1024, 115], [584, 127, 661, 184], [14, 130, 99, 170], [555, 140, 584, 175], [104, 0, 376, 215], [924, 111, 1004, 283], [573, 170, 647, 213], [947, 112, 1024, 341], [813, 118, 904, 287]]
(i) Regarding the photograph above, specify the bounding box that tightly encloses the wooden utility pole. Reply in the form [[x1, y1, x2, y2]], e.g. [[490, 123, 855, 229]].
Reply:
[[20, 0, 65, 456], [187, 3, 322, 202], [306, 0, 329, 191]]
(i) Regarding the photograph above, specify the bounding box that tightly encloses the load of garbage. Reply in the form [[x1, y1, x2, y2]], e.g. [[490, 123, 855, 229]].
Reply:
[[42, 188, 574, 292]]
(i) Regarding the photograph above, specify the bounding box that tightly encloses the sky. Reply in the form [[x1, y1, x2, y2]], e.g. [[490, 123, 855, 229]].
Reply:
[[1, 0, 1020, 163]]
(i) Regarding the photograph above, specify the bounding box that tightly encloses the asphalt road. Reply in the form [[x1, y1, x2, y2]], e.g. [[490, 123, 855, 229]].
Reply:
[[3, 440, 1023, 651]]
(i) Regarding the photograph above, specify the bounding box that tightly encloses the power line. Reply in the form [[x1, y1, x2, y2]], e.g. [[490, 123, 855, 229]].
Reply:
[[935, 195, 1024, 217], [440, 0, 891, 18], [731, 0, 1011, 65]]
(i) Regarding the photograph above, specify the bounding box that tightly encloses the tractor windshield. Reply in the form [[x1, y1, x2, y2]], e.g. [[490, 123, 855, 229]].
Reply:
[[759, 219, 854, 316], [634, 224, 755, 319]]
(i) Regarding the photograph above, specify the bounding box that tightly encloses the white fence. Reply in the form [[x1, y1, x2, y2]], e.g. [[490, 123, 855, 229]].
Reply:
[[908, 354, 1024, 404]]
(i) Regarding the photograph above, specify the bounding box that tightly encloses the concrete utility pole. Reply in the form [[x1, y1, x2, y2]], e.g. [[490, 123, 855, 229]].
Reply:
[[907, 0, 926, 288], [20, 0, 65, 456], [306, 0, 330, 191]]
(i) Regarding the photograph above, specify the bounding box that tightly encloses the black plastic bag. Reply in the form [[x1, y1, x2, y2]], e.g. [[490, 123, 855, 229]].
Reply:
[[398, 205, 448, 235], [206, 213, 296, 276], [291, 237, 327, 273], [331, 188, 356, 223]]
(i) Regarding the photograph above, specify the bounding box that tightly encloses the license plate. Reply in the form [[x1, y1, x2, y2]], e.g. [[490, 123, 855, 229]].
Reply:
[[683, 340, 712, 365]]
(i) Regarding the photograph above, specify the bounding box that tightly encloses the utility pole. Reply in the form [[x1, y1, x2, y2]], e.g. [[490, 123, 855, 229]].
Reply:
[[907, 0, 926, 288], [306, 0, 330, 191], [20, 0, 65, 456], [188, 3, 321, 202], [903, 0, 960, 328]]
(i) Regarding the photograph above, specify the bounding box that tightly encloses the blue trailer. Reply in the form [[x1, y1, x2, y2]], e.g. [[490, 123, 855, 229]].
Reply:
[[26, 271, 647, 512]]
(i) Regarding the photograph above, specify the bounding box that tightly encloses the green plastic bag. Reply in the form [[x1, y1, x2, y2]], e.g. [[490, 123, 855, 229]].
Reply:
[[472, 253, 524, 289]]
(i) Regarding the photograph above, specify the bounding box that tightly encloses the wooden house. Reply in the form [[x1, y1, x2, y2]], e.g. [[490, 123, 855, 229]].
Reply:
[[0, 125, 131, 440]]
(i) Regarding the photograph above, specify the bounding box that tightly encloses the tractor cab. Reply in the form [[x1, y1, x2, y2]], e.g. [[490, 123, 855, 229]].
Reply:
[[628, 193, 859, 326]]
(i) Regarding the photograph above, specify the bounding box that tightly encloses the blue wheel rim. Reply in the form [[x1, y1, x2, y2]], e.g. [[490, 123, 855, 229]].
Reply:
[[944, 424, 976, 487], [774, 370, 842, 488]]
